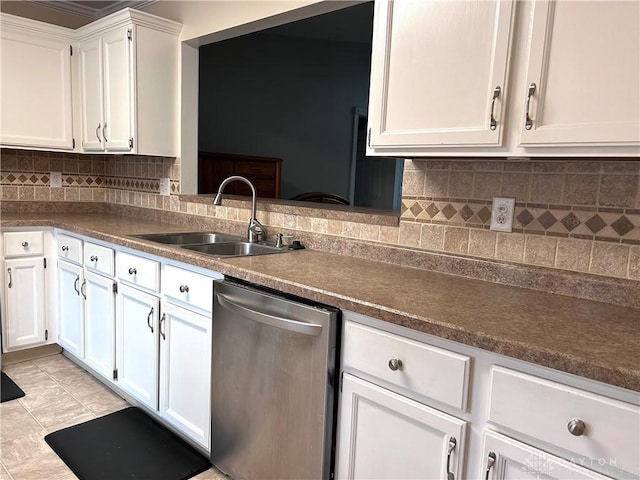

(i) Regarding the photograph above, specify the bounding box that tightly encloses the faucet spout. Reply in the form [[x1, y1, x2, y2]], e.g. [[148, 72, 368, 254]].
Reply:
[[212, 175, 266, 243]]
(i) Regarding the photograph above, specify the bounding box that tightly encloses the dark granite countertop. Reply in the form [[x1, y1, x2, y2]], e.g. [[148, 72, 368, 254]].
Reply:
[[2, 212, 639, 392]]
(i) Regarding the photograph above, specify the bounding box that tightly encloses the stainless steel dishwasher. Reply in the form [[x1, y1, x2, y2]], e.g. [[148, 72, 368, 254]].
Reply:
[[211, 279, 340, 480]]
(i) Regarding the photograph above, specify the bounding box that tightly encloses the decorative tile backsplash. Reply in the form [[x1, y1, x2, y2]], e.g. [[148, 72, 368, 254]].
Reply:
[[1, 148, 638, 281]]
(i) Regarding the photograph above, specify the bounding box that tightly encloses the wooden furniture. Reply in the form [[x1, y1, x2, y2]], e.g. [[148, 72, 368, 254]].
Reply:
[[198, 152, 282, 198], [290, 192, 350, 205]]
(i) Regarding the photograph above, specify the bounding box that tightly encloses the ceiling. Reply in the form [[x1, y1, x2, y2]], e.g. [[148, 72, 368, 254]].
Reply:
[[0, 0, 155, 27]]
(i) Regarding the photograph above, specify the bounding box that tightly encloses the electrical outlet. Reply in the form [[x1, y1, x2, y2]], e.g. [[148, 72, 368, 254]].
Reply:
[[50, 172, 62, 188], [159, 177, 170, 196], [490, 197, 515, 232]]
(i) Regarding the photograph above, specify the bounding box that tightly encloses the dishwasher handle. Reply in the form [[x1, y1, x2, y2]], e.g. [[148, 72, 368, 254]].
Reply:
[[216, 292, 323, 336]]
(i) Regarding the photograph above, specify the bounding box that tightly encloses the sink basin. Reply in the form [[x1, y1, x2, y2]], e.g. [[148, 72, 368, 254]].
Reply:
[[130, 231, 242, 245], [182, 242, 286, 257]]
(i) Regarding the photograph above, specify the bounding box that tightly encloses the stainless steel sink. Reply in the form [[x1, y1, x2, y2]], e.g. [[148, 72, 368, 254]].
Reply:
[[182, 242, 286, 257], [130, 231, 242, 245]]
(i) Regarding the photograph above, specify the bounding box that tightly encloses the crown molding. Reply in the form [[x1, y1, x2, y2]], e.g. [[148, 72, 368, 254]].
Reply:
[[29, 1, 157, 21]]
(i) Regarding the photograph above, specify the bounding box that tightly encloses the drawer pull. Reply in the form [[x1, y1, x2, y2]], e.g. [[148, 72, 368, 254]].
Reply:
[[21, 241, 29, 248], [179, 285, 189, 293], [388, 358, 403, 371], [567, 418, 587, 436], [160, 313, 166, 340], [61, 245, 69, 252], [128, 267, 137, 275], [485, 452, 496, 480], [90, 255, 98, 262], [489, 86, 501, 131], [446, 436, 457, 480], [7, 268, 12, 288], [74, 275, 80, 295]]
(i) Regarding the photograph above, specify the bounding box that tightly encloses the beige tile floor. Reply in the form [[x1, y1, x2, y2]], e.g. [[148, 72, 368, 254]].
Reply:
[[0, 353, 226, 480]]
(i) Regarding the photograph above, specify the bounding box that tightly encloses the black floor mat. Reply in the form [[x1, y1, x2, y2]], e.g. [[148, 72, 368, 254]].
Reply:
[[1, 371, 26, 403], [45, 407, 211, 480]]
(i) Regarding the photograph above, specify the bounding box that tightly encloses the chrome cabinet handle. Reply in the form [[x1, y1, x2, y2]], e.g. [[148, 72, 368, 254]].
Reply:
[[446, 437, 457, 480], [74, 275, 80, 295], [179, 285, 189, 293], [90, 255, 98, 262], [103, 122, 108, 142], [61, 245, 69, 252], [524, 82, 536, 130], [567, 418, 586, 436], [7, 268, 12, 288], [388, 358, 403, 371], [489, 86, 501, 131], [160, 313, 166, 340], [128, 267, 137, 275], [80, 279, 87, 300], [485, 452, 496, 480], [21, 241, 29, 248], [147, 306, 154, 333], [96, 123, 102, 142]]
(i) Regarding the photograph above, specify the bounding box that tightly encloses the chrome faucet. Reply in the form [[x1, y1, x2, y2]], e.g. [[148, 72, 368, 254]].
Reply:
[[213, 175, 266, 243]]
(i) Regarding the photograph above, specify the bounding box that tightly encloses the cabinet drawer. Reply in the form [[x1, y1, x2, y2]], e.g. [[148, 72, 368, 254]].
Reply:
[[117, 251, 159, 293], [488, 366, 640, 476], [84, 242, 114, 277], [343, 321, 470, 410], [235, 161, 276, 177], [163, 265, 214, 315], [3, 231, 44, 257], [57, 233, 83, 264]]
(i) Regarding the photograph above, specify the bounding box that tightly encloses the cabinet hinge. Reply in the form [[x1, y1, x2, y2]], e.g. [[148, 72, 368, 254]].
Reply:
[[70, 45, 73, 56], [43, 257, 47, 269], [113, 282, 118, 294], [45, 329, 48, 341], [129, 138, 134, 149], [127, 29, 132, 41], [113, 369, 118, 381]]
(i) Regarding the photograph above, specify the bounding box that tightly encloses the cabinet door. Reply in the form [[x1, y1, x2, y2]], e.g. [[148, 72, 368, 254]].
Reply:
[[102, 28, 132, 152], [520, 0, 640, 146], [0, 27, 73, 149], [367, 0, 514, 150], [57, 260, 84, 358], [116, 284, 159, 410], [78, 37, 104, 151], [84, 271, 115, 382], [159, 303, 212, 450], [482, 430, 612, 480], [3, 258, 46, 350], [336, 373, 467, 480]]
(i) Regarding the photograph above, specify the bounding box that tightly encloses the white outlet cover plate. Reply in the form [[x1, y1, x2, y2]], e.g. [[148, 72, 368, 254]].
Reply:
[[490, 197, 515, 232], [159, 178, 170, 196], [50, 172, 62, 188]]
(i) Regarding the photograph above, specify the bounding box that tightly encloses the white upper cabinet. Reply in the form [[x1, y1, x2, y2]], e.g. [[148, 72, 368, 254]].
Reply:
[[367, 0, 640, 157], [79, 28, 131, 152], [76, 9, 182, 156], [0, 14, 74, 150], [368, 0, 514, 150], [519, 0, 640, 146]]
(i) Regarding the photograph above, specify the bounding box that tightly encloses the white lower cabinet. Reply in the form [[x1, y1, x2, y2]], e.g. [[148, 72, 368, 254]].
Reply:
[[57, 260, 84, 358], [338, 313, 640, 480], [3, 257, 46, 350], [337, 373, 466, 480], [159, 302, 212, 450], [482, 431, 611, 480], [115, 283, 159, 410], [83, 270, 116, 381]]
